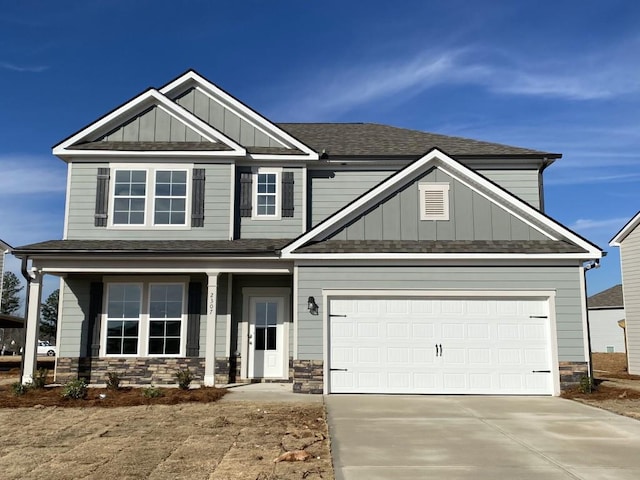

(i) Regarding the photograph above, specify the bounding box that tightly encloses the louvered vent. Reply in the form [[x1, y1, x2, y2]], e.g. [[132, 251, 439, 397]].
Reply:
[[419, 183, 450, 220]]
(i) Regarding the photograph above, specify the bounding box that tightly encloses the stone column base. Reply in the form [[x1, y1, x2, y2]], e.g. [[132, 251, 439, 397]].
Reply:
[[292, 359, 323, 394], [559, 361, 589, 390]]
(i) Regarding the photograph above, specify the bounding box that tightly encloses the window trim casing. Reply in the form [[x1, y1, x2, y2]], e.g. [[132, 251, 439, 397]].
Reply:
[[418, 182, 450, 221], [101, 276, 189, 358], [251, 167, 282, 220], [108, 163, 192, 230]]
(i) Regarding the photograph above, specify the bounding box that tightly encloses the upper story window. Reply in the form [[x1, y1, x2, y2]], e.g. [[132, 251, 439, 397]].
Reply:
[[252, 168, 282, 219], [418, 183, 450, 221], [109, 165, 190, 228]]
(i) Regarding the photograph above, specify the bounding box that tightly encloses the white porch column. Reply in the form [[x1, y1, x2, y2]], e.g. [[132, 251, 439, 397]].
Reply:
[[203, 271, 219, 386], [22, 273, 42, 385]]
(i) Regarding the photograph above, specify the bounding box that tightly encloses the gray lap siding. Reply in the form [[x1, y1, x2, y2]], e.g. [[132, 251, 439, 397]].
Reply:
[[296, 265, 585, 362]]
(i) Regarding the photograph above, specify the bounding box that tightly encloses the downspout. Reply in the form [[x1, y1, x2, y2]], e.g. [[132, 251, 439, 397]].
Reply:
[[539, 157, 552, 213], [583, 258, 603, 382]]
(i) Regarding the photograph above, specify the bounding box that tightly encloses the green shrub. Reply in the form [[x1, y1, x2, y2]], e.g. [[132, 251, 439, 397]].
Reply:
[[106, 371, 122, 390], [579, 375, 595, 394], [142, 385, 164, 398], [61, 379, 88, 399], [11, 382, 29, 396], [32, 368, 49, 389], [175, 368, 194, 390]]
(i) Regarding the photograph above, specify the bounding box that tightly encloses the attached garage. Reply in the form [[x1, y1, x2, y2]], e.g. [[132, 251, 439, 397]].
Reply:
[[328, 295, 555, 395]]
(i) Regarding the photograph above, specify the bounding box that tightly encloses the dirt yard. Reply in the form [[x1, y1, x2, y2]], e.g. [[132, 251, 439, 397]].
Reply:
[[564, 352, 640, 420], [0, 400, 332, 480]]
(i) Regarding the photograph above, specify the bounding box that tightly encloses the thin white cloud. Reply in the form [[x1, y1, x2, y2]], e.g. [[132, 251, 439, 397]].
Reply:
[[570, 217, 630, 232], [545, 171, 640, 186], [0, 61, 48, 73], [275, 40, 640, 120], [0, 155, 66, 195]]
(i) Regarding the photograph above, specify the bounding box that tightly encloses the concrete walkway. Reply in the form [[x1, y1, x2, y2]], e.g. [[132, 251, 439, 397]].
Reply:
[[326, 395, 640, 480], [219, 382, 323, 403]]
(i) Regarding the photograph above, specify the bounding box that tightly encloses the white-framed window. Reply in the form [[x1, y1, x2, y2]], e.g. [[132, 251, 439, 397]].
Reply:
[[102, 278, 187, 357], [418, 183, 450, 221], [110, 165, 191, 228], [105, 283, 142, 355], [252, 168, 281, 219]]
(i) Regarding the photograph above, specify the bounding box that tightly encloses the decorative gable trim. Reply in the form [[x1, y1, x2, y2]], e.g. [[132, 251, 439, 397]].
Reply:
[[610, 211, 640, 246], [159, 70, 319, 160], [281, 148, 602, 260], [53, 89, 246, 159]]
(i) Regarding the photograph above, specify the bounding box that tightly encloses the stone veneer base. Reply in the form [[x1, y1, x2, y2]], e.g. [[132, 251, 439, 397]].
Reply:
[[558, 361, 589, 390], [56, 357, 205, 386], [293, 359, 323, 394]]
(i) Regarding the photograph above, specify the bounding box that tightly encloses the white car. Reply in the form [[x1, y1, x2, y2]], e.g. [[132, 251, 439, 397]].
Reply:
[[37, 341, 57, 357]]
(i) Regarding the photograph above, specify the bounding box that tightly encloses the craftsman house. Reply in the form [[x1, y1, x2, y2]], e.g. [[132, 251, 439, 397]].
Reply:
[[13, 70, 601, 395]]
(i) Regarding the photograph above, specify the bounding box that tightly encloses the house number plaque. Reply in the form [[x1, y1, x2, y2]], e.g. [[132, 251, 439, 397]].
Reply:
[[209, 292, 215, 314]]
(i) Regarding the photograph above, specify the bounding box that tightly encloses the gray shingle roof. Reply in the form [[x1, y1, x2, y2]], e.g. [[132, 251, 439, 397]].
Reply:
[[12, 239, 288, 256], [587, 284, 624, 309], [296, 240, 586, 254], [278, 123, 560, 158]]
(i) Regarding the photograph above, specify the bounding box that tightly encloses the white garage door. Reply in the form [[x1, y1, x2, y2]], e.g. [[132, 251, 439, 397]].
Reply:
[[329, 297, 553, 395]]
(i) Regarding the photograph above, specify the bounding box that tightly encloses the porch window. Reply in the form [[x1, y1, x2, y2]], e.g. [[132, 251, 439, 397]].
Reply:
[[105, 284, 141, 355], [148, 284, 184, 355]]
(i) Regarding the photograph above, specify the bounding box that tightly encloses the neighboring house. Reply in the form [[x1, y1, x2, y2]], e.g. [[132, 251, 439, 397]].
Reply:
[[0, 239, 9, 308], [587, 284, 626, 353], [611, 212, 640, 374], [12, 70, 602, 394]]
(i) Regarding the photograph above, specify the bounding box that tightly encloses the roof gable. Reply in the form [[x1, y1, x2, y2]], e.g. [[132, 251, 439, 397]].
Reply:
[[326, 166, 549, 243], [159, 70, 318, 160], [0, 239, 10, 251], [610, 211, 640, 246], [282, 148, 602, 259], [53, 89, 246, 159]]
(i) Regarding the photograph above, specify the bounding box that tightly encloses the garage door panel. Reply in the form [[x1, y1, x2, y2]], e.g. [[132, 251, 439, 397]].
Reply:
[[329, 296, 553, 395]]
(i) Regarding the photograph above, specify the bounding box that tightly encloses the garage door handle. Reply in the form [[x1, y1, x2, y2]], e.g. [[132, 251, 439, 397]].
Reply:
[[329, 314, 347, 318], [532, 370, 551, 373], [330, 368, 348, 372], [435, 344, 442, 357]]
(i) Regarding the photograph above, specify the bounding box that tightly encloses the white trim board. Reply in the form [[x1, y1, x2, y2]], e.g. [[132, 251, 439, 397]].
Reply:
[[610, 211, 640, 246], [53, 89, 246, 159], [281, 148, 602, 259]]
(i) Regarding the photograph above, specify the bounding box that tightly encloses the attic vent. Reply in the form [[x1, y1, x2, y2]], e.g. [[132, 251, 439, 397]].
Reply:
[[418, 183, 450, 221]]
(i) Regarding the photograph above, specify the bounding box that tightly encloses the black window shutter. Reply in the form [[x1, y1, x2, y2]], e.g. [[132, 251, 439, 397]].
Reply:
[[239, 172, 252, 217], [186, 282, 202, 357], [87, 282, 104, 357], [191, 168, 205, 227], [94, 168, 110, 227], [282, 171, 294, 217]]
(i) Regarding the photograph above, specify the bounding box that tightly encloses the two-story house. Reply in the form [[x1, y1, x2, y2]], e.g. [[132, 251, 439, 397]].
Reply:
[[13, 70, 601, 395], [611, 213, 640, 374]]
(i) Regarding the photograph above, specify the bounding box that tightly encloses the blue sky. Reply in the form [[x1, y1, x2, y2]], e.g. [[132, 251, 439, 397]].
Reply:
[[1, 0, 639, 300]]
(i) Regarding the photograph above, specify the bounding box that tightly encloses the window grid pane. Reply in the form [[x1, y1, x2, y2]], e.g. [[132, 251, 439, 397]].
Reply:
[[113, 170, 146, 225], [148, 284, 183, 355], [256, 173, 277, 216], [154, 170, 187, 225], [106, 284, 141, 355]]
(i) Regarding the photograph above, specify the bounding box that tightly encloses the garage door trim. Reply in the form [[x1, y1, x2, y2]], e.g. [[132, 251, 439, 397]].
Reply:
[[322, 289, 559, 396]]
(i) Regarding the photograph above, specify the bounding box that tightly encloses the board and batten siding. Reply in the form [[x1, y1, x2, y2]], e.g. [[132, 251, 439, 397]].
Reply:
[[620, 225, 640, 374], [66, 162, 231, 240], [331, 168, 546, 241], [102, 106, 209, 143], [309, 168, 541, 228], [240, 168, 303, 238], [309, 170, 394, 227], [175, 88, 285, 148], [296, 265, 585, 362], [478, 169, 540, 209]]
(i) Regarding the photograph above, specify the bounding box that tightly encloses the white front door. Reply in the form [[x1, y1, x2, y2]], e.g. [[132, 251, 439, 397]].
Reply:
[[248, 297, 285, 378]]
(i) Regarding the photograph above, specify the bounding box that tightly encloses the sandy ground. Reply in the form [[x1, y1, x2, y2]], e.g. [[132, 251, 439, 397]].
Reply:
[[0, 402, 333, 480]]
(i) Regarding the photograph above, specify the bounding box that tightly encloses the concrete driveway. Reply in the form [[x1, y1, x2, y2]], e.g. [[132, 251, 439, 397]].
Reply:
[[326, 395, 640, 480]]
